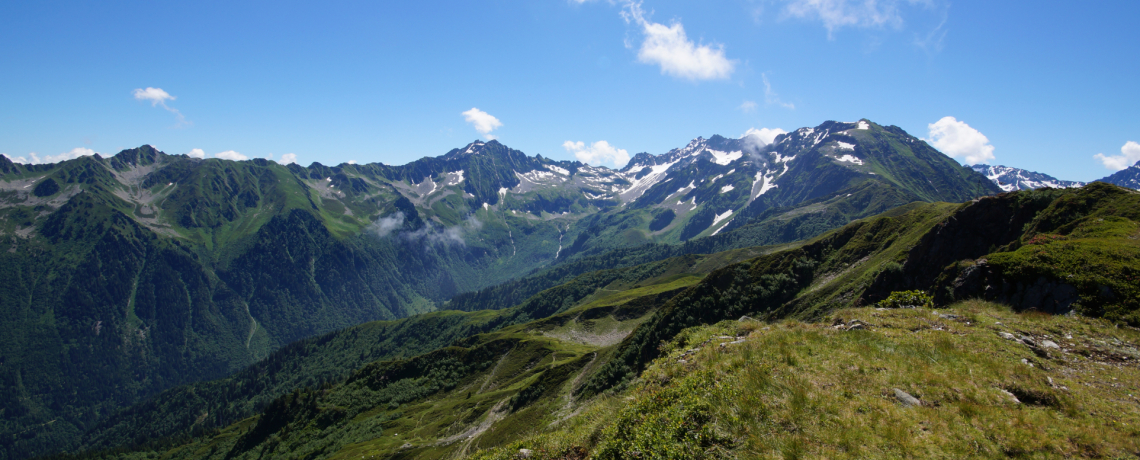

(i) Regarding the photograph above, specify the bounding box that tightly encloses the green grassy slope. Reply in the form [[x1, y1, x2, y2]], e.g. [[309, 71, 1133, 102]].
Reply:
[[474, 301, 1140, 459]]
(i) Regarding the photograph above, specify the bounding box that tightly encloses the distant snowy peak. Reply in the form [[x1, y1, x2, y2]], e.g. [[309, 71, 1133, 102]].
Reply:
[[622, 135, 750, 173], [969, 164, 1085, 192], [1097, 161, 1140, 189]]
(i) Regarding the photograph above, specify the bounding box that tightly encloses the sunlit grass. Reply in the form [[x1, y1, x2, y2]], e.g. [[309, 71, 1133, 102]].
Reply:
[[471, 300, 1140, 459]]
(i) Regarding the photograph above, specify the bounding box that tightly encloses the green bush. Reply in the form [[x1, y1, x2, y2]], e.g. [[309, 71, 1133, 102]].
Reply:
[[876, 290, 933, 309]]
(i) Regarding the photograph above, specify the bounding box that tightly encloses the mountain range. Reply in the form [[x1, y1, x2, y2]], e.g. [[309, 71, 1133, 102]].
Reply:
[[1, 118, 1136, 459], [969, 161, 1140, 192], [46, 179, 1140, 460], [968, 164, 1086, 191]]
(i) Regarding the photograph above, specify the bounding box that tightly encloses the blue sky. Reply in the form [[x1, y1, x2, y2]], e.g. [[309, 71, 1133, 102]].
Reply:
[[1, 0, 1137, 181]]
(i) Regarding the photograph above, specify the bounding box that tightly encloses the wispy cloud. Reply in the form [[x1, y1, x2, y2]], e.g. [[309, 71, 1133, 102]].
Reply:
[[279, 153, 298, 165], [563, 140, 631, 168], [462, 108, 503, 140], [370, 211, 479, 247], [3, 147, 96, 164], [622, 1, 736, 81], [913, 8, 948, 55], [762, 74, 795, 110], [924, 116, 996, 164], [1094, 141, 1140, 171], [133, 87, 190, 126], [738, 100, 758, 113], [782, 0, 911, 39]]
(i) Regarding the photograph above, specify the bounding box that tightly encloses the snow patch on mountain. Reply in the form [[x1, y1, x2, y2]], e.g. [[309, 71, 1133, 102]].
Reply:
[[711, 218, 733, 236], [836, 142, 855, 151], [751, 170, 780, 201], [720, 184, 735, 194], [836, 154, 863, 165], [708, 149, 742, 165], [447, 170, 465, 185], [620, 160, 677, 200], [463, 142, 485, 155], [669, 180, 697, 199], [713, 209, 733, 226], [813, 129, 830, 146]]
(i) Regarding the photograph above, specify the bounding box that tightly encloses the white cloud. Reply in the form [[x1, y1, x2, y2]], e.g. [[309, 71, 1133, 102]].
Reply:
[[54, 147, 96, 163], [782, 0, 908, 38], [622, 1, 736, 81], [925, 116, 995, 164], [186, 148, 206, 159], [279, 153, 298, 165], [3, 147, 96, 164], [742, 127, 788, 146], [133, 86, 190, 126], [762, 73, 795, 110], [742, 127, 787, 162], [563, 140, 630, 168], [739, 100, 758, 113], [347, 160, 357, 165], [462, 108, 503, 140], [372, 212, 405, 237], [216, 150, 248, 161], [371, 211, 475, 247], [1094, 141, 1140, 171], [133, 87, 175, 105]]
